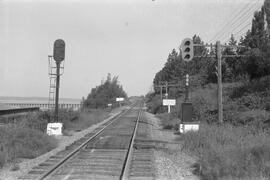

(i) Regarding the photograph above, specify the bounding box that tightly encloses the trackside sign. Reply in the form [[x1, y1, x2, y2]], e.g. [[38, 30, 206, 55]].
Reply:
[[163, 99, 176, 106], [116, 97, 124, 102]]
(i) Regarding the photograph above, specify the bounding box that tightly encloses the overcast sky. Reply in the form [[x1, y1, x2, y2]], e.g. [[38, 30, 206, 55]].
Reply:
[[0, 0, 264, 99]]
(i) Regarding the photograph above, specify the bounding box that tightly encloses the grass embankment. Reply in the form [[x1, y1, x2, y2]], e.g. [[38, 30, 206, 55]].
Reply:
[[0, 125, 57, 168], [0, 108, 110, 169], [180, 124, 270, 180], [0, 111, 57, 169], [62, 109, 110, 131]]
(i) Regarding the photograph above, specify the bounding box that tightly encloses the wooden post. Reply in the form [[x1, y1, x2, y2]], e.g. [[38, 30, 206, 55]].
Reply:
[[165, 81, 168, 98], [216, 41, 223, 123], [160, 86, 162, 102]]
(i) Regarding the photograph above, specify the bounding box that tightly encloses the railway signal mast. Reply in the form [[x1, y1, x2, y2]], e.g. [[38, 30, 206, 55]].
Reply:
[[53, 39, 65, 122], [180, 38, 193, 102], [179, 38, 199, 133], [47, 39, 65, 136]]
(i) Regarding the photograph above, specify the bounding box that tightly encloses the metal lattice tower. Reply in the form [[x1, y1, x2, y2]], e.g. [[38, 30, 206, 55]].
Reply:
[[48, 55, 65, 109]]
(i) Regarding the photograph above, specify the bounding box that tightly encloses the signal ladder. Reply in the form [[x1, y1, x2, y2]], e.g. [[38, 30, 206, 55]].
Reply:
[[48, 55, 65, 109]]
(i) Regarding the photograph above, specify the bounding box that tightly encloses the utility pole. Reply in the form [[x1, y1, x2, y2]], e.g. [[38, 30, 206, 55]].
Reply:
[[160, 86, 162, 102], [216, 41, 223, 123], [165, 81, 168, 98]]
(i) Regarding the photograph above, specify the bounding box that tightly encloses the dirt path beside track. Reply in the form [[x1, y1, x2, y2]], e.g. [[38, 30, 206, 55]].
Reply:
[[144, 112, 199, 180]]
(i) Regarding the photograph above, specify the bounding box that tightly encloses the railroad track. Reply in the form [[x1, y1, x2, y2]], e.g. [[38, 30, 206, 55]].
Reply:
[[19, 102, 155, 180]]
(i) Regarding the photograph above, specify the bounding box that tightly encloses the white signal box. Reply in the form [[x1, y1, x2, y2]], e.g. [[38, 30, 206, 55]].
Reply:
[[47, 123, 63, 136], [179, 123, 200, 134]]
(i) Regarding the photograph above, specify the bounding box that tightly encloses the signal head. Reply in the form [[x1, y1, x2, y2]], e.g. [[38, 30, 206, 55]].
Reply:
[[53, 39, 65, 62], [184, 41, 190, 46], [180, 38, 194, 62]]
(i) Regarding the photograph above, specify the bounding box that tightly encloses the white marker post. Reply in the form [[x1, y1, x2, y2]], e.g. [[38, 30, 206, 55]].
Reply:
[[163, 99, 176, 113], [47, 39, 65, 136]]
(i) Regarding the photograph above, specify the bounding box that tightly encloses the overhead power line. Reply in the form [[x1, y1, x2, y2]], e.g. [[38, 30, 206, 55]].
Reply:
[[219, 2, 262, 43], [234, 22, 252, 38], [209, 0, 255, 43], [219, 16, 252, 42], [209, 0, 263, 43], [213, 1, 261, 42], [219, 3, 260, 39], [222, 22, 252, 43]]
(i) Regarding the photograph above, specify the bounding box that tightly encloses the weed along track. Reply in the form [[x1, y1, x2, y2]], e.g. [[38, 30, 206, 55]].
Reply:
[[19, 102, 155, 180]]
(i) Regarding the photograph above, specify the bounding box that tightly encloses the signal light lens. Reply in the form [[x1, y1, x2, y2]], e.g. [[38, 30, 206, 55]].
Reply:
[[185, 54, 190, 59], [184, 48, 190, 52], [184, 41, 190, 46]]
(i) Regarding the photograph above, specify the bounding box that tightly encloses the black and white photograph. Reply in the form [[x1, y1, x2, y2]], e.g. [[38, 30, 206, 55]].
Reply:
[[0, 0, 270, 179]]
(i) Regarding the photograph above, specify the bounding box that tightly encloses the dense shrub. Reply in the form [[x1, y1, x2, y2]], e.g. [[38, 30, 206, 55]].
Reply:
[[233, 110, 270, 130], [229, 76, 270, 99], [12, 109, 80, 133], [156, 113, 179, 131], [190, 84, 218, 123], [145, 94, 163, 114], [83, 73, 127, 109], [19, 112, 49, 132]]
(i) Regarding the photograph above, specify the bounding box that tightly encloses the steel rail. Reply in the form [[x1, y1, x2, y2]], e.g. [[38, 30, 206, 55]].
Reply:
[[120, 103, 143, 180], [39, 103, 138, 180]]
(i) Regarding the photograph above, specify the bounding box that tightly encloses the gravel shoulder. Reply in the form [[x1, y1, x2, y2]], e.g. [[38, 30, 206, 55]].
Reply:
[[0, 108, 123, 180], [144, 112, 199, 180]]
